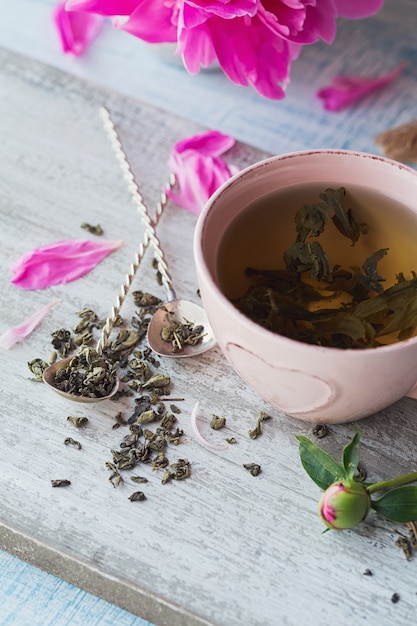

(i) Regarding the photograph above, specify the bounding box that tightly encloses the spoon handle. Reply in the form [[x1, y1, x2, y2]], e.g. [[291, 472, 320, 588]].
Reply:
[[95, 177, 172, 354], [99, 106, 177, 302], [96, 107, 175, 354]]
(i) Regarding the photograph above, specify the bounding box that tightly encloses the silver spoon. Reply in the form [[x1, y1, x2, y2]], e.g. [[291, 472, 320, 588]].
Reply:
[[42, 167, 173, 402], [100, 107, 216, 358]]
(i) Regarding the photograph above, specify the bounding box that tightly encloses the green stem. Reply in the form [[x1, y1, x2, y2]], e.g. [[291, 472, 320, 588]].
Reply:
[[367, 471, 417, 495]]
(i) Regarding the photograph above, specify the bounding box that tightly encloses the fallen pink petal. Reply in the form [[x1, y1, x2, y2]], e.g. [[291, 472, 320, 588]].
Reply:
[[11, 239, 124, 290], [53, 1, 104, 56], [168, 130, 238, 215], [316, 62, 406, 112], [0, 300, 61, 350]]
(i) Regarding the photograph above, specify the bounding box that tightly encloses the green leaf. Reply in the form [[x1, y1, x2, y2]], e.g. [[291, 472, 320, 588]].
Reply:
[[296, 435, 346, 491], [342, 428, 361, 480], [371, 486, 417, 523]]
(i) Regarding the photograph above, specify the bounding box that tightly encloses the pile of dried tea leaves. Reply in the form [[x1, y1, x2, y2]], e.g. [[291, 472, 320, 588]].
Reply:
[[234, 187, 417, 349], [29, 287, 271, 500], [29, 290, 192, 497]]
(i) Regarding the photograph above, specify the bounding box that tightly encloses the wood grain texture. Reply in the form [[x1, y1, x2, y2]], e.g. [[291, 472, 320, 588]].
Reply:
[[1, 25, 417, 626]]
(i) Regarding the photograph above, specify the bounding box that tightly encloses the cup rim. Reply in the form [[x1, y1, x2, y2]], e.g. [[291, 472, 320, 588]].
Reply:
[[194, 148, 417, 356]]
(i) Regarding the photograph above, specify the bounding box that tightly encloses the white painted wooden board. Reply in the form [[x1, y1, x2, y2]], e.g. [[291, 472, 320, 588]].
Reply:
[[1, 48, 417, 626]]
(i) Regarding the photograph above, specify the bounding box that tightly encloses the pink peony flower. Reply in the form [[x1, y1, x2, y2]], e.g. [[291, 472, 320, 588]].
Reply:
[[65, 1, 385, 98], [54, 2, 104, 55], [316, 61, 406, 112], [168, 130, 237, 215]]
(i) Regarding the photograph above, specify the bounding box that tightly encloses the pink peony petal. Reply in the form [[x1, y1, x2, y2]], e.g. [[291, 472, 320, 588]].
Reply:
[[173, 130, 236, 157], [168, 131, 237, 215], [316, 62, 406, 112], [119, 0, 178, 44], [11, 239, 124, 290], [0, 300, 61, 350], [54, 1, 105, 56]]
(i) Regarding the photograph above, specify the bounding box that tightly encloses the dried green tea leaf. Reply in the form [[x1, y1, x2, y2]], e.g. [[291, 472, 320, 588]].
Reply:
[[51, 328, 73, 357], [162, 459, 191, 484], [210, 414, 226, 430], [51, 479, 71, 487], [67, 416, 89, 428], [142, 374, 171, 389], [105, 461, 123, 488], [248, 412, 272, 439], [27, 358, 49, 381], [312, 424, 329, 439], [64, 437, 82, 450], [128, 491, 146, 502], [131, 476, 148, 483], [80, 223, 104, 236], [243, 463, 261, 476], [136, 409, 157, 424]]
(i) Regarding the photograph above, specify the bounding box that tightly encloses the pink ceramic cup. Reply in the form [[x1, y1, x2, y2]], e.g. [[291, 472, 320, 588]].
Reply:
[[194, 150, 417, 424]]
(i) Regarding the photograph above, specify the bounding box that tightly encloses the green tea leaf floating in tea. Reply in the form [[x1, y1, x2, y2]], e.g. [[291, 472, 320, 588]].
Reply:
[[233, 187, 417, 349]]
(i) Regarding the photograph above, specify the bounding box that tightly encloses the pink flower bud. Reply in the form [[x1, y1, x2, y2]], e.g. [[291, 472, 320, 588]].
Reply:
[[318, 480, 371, 530]]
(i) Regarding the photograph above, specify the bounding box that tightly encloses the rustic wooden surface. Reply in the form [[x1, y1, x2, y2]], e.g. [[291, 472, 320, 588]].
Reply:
[[1, 1, 417, 625]]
